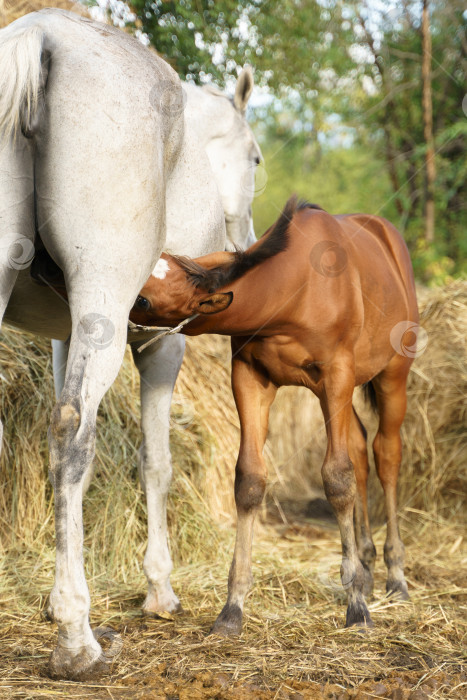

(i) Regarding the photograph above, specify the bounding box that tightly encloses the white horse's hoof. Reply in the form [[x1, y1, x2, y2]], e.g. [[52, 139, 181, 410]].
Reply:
[[49, 644, 105, 681], [386, 579, 410, 600], [48, 627, 122, 681], [142, 589, 182, 616]]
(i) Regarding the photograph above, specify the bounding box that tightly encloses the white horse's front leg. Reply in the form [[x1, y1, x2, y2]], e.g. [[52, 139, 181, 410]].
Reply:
[[47, 305, 130, 680], [131, 334, 185, 614]]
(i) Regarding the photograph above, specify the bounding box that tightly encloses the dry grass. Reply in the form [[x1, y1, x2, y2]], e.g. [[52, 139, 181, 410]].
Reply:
[[0, 512, 466, 699], [398, 282, 466, 519]]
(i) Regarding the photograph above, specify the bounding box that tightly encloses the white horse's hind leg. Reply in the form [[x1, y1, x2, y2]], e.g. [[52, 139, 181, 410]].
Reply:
[[131, 334, 185, 614], [52, 338, 69, 400], [47, 297, 133, 680]]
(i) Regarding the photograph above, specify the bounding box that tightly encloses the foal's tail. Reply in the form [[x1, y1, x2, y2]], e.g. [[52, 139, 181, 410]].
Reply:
[[0, 22, 47, 140], [362, 380, 378, 413]]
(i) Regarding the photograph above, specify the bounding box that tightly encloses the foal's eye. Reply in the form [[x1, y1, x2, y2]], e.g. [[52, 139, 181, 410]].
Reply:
[[254, 156, 260, 165], [135, 296, 150, 311]]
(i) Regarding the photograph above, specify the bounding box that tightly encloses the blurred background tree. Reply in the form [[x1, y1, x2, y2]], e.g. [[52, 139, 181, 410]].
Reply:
[[128, 0, 248, 82], [96, 0, 466, 283]]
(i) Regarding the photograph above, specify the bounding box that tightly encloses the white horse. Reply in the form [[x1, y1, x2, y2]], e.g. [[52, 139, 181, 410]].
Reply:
[[0, 8, 260, 680]]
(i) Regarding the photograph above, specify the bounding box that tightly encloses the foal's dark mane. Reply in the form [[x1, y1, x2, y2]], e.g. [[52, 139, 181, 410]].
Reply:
[[174, 195, 324, 292]]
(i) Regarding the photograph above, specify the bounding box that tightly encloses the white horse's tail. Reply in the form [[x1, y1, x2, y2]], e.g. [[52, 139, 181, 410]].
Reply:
[[0, 23, 46, 140]]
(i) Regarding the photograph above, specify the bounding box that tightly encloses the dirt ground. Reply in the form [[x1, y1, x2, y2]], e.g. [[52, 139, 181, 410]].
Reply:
[[1, 507, 465, 700]]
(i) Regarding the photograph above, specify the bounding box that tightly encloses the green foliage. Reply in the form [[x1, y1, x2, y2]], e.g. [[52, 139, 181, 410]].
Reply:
[[341, 0, 466, 280], [128, 0, 249, 82], [128, 0, 355, 94], [252, 135, 396, 237], [241, 1, 355, 92], [123, 0, 465, 282]]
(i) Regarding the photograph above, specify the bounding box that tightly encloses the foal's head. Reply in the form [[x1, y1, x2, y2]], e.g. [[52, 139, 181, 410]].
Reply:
[[130, 255, 234, 327], [131, 195, 305, 327]]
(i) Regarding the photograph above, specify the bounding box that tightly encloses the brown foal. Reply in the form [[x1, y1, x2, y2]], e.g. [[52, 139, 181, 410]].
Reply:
[[130, 196, 419, 633]]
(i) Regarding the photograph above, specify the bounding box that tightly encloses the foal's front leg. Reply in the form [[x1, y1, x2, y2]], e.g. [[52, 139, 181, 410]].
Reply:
[[212, 352, 277, 636], [319, 355, 372, 627]]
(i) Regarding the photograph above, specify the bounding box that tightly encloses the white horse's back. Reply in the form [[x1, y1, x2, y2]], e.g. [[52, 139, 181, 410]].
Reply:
[[1, 10, 183, 285]]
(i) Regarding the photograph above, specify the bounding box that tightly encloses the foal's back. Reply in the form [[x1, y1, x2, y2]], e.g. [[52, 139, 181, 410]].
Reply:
[[252, 207, 418, 385], [336, 212, 417, 315]]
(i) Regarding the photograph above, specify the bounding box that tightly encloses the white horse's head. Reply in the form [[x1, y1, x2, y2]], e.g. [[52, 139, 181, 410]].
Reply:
[[184, 68, 262, 250]]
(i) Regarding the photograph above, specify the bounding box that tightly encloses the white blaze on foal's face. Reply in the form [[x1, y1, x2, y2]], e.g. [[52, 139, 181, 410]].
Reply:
[[152, 258, 170, 279]]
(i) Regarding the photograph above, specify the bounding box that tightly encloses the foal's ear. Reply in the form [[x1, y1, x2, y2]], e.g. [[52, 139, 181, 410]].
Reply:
[[234, 66, 254, 113], [197, 292, 233, 314]]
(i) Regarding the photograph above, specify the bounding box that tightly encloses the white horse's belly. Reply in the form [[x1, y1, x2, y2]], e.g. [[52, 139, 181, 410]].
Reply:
[[4, 271, 71, 340], [4, 272, 159, 345]]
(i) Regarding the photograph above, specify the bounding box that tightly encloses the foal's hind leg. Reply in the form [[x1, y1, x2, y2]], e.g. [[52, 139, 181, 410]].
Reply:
[[372, 356, 411, 599], [319, 353, 372, 627], [349, 408, 376, 597]]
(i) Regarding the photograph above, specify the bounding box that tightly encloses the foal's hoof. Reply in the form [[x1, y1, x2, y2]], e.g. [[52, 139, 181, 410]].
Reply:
[[48, 627, 122, 681], [211, 603, 243, 637], [386, 579, 410, 600], [345, 600, 373, 629]]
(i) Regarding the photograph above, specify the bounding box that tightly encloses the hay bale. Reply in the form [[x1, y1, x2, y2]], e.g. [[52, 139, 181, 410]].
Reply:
[[0, 0, 87, 28], [0, 284, 465, 578], [397, 281, 466, 517]]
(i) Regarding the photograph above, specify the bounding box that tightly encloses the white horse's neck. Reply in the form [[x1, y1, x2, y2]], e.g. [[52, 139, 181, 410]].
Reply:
[[183, 82, 237, 145], [182, 81, 260, 249]]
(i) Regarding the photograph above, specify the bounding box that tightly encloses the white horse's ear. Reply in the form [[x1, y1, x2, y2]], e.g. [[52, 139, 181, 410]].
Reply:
[[234, 66, 254, 113]]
